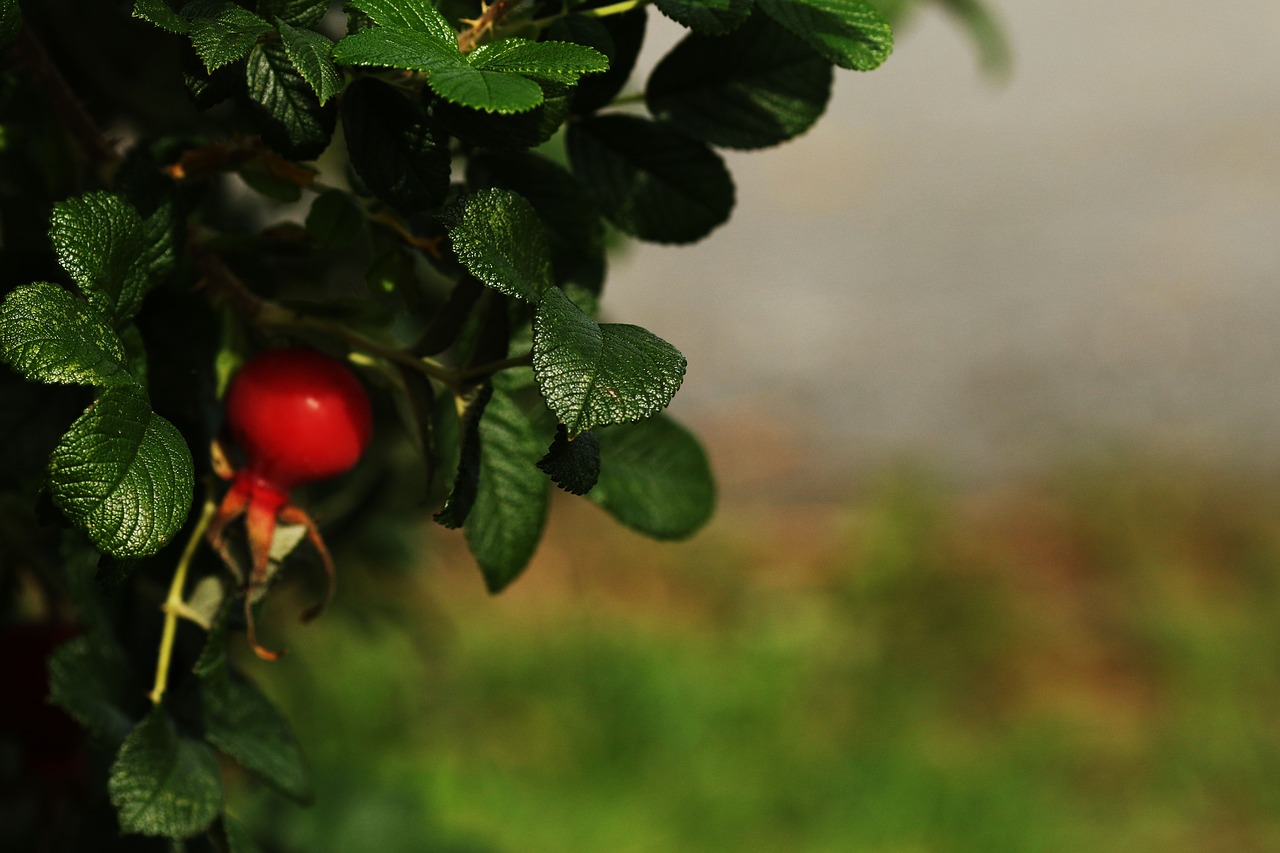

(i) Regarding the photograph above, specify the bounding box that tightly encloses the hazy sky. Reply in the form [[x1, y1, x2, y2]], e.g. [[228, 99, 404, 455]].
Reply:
[[607, 1, 1280, 481]]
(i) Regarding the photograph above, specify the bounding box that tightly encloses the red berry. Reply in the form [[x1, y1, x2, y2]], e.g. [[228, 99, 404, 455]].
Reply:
[[225, 348, 373, 493]]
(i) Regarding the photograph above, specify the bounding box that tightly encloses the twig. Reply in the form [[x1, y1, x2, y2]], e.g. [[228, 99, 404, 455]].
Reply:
[[149, 494, 219, 705]]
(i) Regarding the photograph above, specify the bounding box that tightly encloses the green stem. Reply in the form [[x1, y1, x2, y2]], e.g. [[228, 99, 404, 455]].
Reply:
[[580, 0, 649, 18], [456, 351, 533, 383], [148, 494, 219, 705]]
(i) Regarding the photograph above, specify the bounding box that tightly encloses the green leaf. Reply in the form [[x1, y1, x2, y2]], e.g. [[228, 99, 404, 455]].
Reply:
[[108, 707, 224, 838], [203, 670, 313, 802], [532, 287, 686, 435], [332, 26, 460, 72], [756, 0, 892, 70], [434, 383, 492, 529], [566, 113, 734, 244], [537, 424, 600, 495], [49, 386, 195, 558], [257, 0, 329, 27], [306, 189, 364, 250], [48, 635, 134, 743], [49, 192, 175, 325], [590, 414, 715, 539], [467, 38, 609, 85], [654, 0, 751, 35], [340, 78, 450, 211], [937, 0, 1012, 76], [465, 386, 550, 592], [244, 41, 335, 159], [181, 0, 274, 72], [466, 151, 606, 293], [553, 9, 647, 115], [428, 63, 544, 113], [348, 0, 456, 43], [443, 188, 553, 302], [134, 0, 188, 33], [647, 15, 833, 150], [0, 282, 131, 388], [276, 20, 343, 104], [1, 0, 21, 49]]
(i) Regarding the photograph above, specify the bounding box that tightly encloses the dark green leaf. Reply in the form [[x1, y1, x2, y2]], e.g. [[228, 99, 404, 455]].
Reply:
[[554, 8, 646, 115], [108, 707, 224, 838], [134, 0, 188, 33], [192, 597, 233, 678], [306, 189, 364, 250], [48, 635, 134, 743], [1, 0, 21, 49], [434, 87, 566, 153], [182, 0, 274, 72], [434, 382, 492, 528], [428, 63, 544, 113], [49, 386, 196, 558], [443, 188, 553, 302], [203, 670, 313, 802], [49, 192, 176, 325], [567, 113, 734, 244], [937, 0, 1011, 76], [341, 78, 450, 211], [655, 0, 751, 35], [466, 151, 606, 292], [756, 0, 892, 70], [465, 386, 550, 592], [590, 414, 715, 539], [647, 15, 833, 149], [348, 0, 456, 42], [244, 41, 336, 159], [276, 20, 343, 104], [0, 282, 131, 388], [467, 38, 609, 85], [538, 424, 600, 495], [532, 286, 686, 435], [257, 0, 329, 27]]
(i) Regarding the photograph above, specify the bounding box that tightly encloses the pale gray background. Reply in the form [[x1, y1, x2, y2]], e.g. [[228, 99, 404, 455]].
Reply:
[[605, 1, 1280, 485]]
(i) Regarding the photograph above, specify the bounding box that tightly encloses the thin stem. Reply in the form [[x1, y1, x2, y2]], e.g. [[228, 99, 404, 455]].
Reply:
[[580, 0, 648, 18], [456, 351, 533, 382], [457, 0, 521, 53], [11, 27, 123, 179], [148, 494, 219, 705]]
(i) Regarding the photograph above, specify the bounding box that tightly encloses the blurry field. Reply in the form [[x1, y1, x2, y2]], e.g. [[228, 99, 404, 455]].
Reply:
[[234, 456, 1280, 852]]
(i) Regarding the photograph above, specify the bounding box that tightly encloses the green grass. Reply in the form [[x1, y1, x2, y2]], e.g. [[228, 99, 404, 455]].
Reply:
[[236, 461, 1280, 852]]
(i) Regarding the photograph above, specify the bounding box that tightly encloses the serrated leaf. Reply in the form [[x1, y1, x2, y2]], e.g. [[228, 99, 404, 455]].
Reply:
[[348, 0, 456, 42], [590, 414, 715, 539], [0, 283, 131, 387], [182, 0, 274, 72], [108, 707, 224, 838], [48, 635, 134, 743], [553, 8, 646, 115], [134, 0, 188, 33], [428, 63, 544, 113], [566, 113, 734, 244], [537, 425, 600, 495], [49, 192, 175, 325], [245, 41, 336, 159], [756, 0, 892, 70], [443, 188, 552, 302], [654, 0, 751, 35], [332, 26, 460, 72], [465, 386, 550, 592], [341, 78, 450, 211], [466, 151, 606, 293], [532, 286, 686, 435], [1, 0, 21, 49], [467, 38, 609, 85], [258, 0, 329, 27], [647, 15, 833, 150], [49, 386, 195, 558], [276, 20, 343, 104], [305, 189, 364, 249], [434, 383, 492, 528], [203, 670, 313, 802]]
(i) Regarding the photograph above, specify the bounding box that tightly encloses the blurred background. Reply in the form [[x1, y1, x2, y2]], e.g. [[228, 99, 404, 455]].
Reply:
[[238, 1, 1280, 850]]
